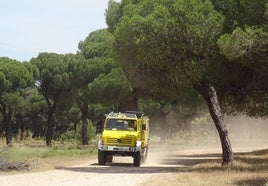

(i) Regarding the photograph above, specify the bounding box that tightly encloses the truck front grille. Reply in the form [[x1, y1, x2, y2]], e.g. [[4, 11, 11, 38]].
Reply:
[[106, 136, 134, 146]]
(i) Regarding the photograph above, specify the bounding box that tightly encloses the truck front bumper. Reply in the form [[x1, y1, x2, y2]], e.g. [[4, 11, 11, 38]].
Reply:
[[98, 140, 142, 152]]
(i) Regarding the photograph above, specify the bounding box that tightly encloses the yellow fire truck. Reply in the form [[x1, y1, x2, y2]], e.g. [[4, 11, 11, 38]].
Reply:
[[97, 111, 149, 166]]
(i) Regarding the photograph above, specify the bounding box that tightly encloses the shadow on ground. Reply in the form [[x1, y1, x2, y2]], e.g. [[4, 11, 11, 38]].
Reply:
[[235, 178, 268, 186], [56, 163, 187, 174], [56, 153, 221, 174], [56, 148, 268, 174], [159, 153, 222, 166]]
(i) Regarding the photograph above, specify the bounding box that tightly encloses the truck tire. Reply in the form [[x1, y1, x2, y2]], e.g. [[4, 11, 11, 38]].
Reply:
[[98, 150, 106, 165], [133, 151, 141, 167]]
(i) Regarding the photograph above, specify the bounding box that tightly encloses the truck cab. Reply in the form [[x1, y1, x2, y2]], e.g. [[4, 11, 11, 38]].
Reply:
[[97, 111, 149, 167]]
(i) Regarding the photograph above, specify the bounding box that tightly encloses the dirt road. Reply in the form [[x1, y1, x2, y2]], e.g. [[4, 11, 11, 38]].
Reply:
[[0, 160, 157, 186], [0, 145, 220, 186], [0, 145, 267, 186]]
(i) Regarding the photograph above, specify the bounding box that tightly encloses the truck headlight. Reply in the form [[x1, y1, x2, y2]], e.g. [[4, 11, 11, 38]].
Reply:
[[129, 147, 136, 152], [102, 146, 108, 150]]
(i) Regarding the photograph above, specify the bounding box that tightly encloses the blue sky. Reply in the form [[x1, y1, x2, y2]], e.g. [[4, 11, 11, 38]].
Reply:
[[0, 0, 110, 61]]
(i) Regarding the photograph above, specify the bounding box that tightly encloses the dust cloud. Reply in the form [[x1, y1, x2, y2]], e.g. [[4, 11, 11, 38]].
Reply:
[[226, 116, 268, 150], [148, 114, 268, 157]]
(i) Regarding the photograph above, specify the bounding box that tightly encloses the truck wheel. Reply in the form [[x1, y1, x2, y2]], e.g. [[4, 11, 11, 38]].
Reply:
[[133, 151, 141, 167], [98, 150, 106, 165]]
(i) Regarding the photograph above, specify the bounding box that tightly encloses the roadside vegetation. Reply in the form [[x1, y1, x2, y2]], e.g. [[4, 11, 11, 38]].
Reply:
[[0, 137, 97, 172]]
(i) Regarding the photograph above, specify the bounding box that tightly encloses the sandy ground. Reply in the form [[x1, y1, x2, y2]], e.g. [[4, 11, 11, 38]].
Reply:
[[0, 145, 267, 186]]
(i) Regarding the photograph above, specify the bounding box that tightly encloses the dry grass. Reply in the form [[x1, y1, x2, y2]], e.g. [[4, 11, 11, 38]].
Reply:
[[191, 149, 268, 172], [140, 172, 268, 186], [0, 139, 97, 173], [141, 149, 268, 186]]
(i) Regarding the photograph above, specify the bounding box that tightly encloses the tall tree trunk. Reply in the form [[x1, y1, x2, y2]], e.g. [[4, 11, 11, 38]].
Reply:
[[119, 88, 138, 111], [46, 108, 55, 146], [3, 118, 12, 145], [2, 109, 13, 145], [81, 103, 89, 145], [32, 113, 40, 138], [194, 80, 233, 165]]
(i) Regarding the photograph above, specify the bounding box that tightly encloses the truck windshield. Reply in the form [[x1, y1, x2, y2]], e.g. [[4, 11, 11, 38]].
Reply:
[[105, 119, 137, 131]]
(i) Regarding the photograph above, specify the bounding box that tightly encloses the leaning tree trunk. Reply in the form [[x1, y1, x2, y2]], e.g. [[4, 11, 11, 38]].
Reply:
[[194, 80, 233, 165]]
